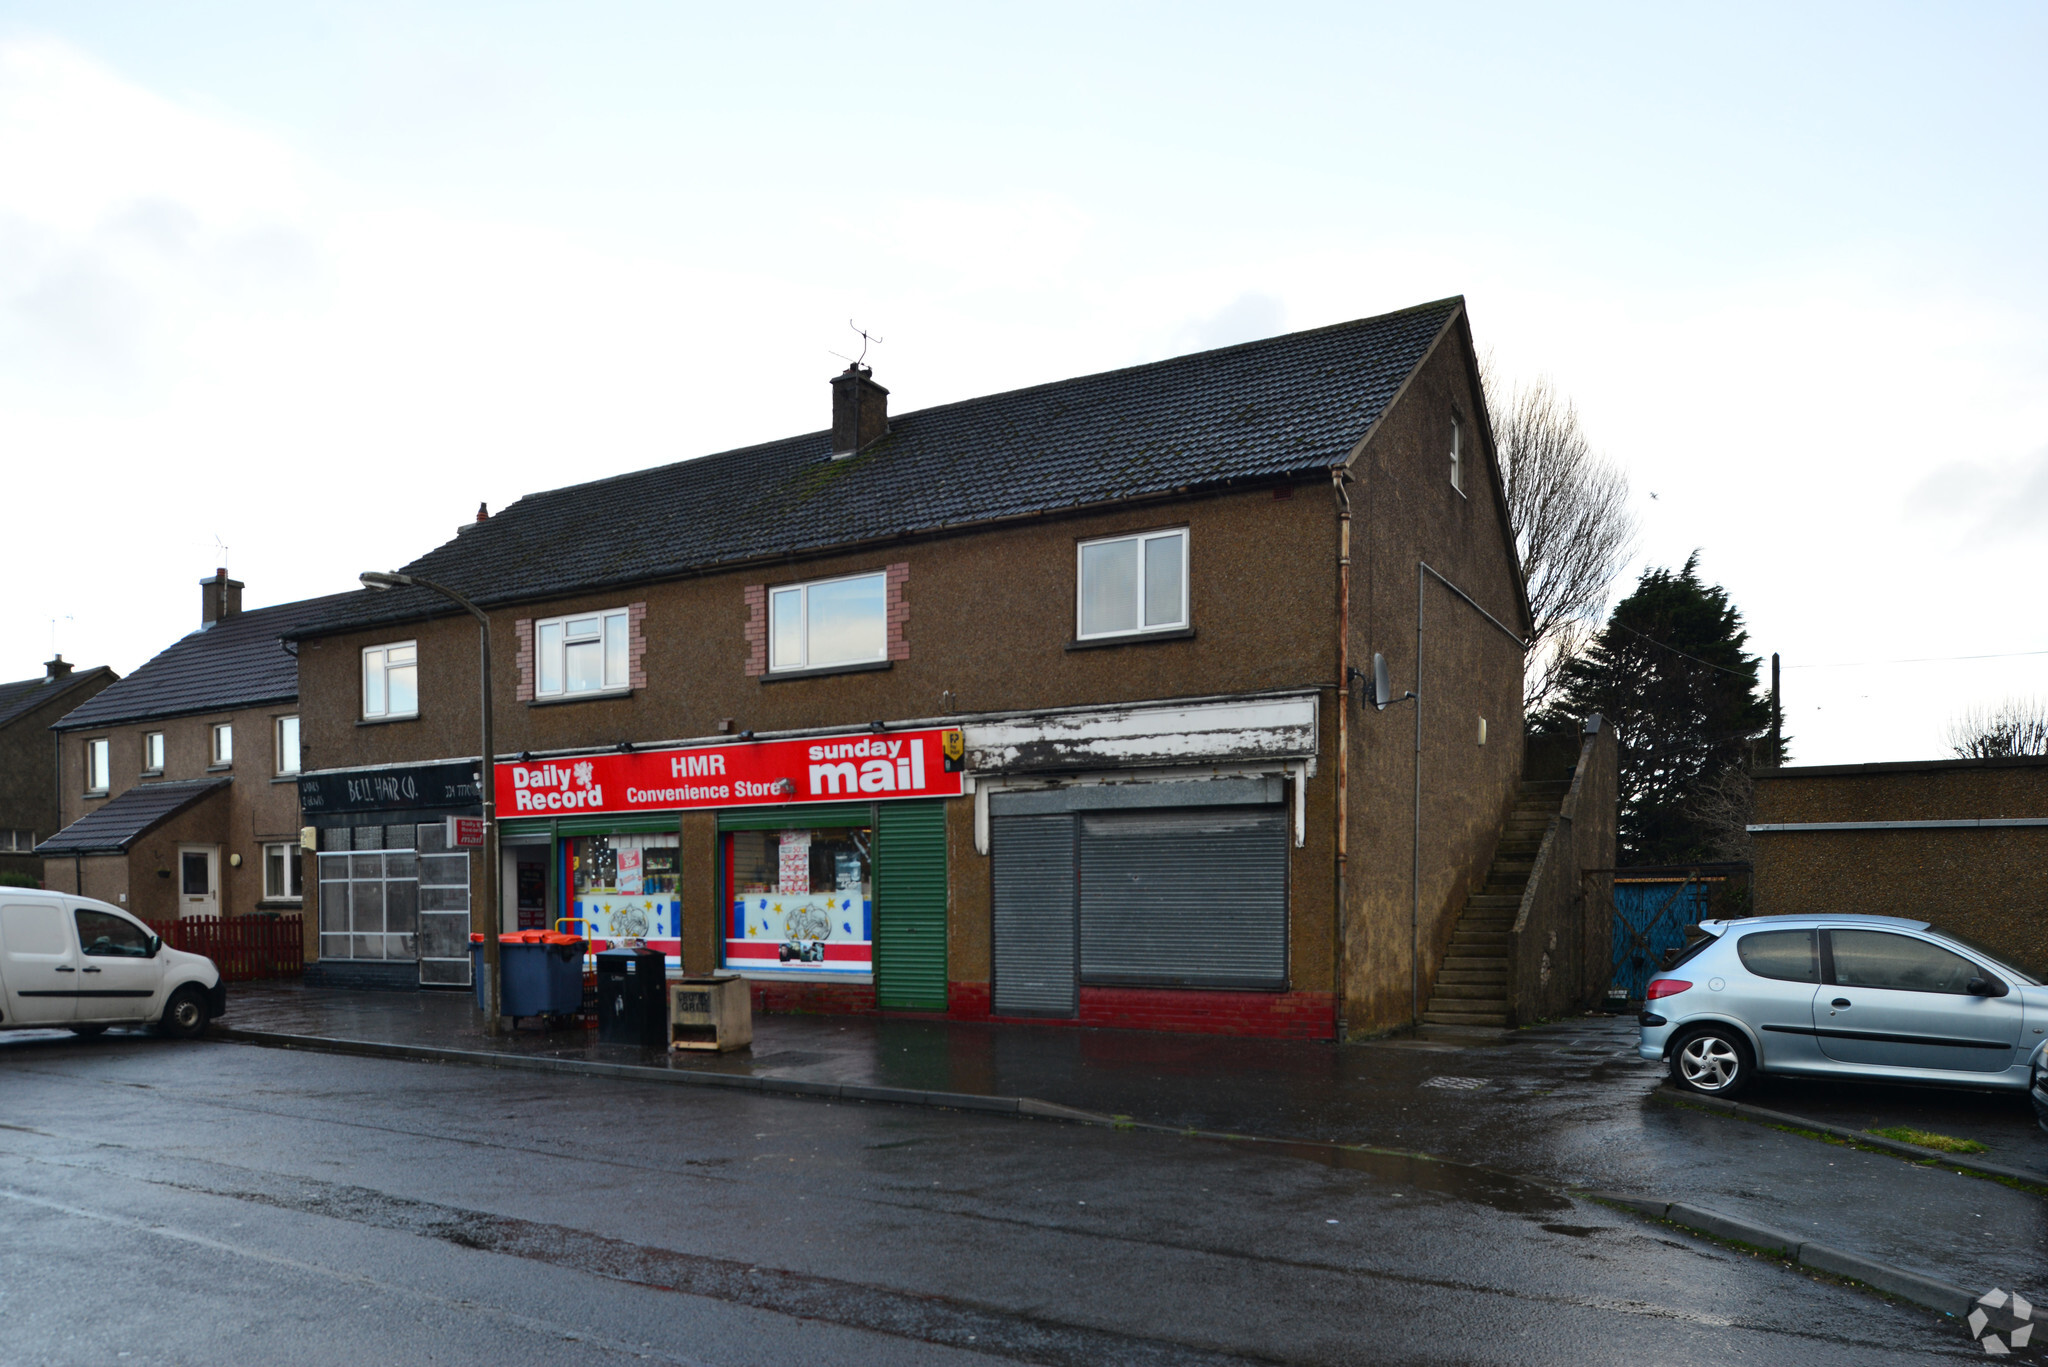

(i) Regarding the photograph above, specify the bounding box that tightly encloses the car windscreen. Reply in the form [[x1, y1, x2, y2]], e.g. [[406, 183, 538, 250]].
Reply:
[[1923, 925, 2040, 987]]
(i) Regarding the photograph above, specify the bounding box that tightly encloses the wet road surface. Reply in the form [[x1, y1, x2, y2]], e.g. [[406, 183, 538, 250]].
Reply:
[[0, 1030, 1992, 1365]]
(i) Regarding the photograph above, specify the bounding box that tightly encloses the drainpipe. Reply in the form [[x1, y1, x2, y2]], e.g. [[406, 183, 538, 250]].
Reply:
[[1332, 470, 1352, 1039]]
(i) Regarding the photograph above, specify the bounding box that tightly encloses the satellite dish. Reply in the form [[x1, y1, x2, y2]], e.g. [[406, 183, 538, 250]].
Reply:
[[1373, 654, 1393, 710]]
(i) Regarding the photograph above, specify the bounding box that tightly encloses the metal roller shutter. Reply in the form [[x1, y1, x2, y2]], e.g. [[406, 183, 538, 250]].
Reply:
[[990, 813, 1078, 1018], [874, 801, 948, 1010], [1079, 806, 1288, 989]]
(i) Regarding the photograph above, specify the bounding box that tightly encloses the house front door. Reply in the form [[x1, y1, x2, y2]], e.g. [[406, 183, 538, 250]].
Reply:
[[178, 845, 219, 918]]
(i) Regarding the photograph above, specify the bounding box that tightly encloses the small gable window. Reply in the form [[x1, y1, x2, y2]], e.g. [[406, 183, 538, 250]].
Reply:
[[1449, 415, 1465, 495]]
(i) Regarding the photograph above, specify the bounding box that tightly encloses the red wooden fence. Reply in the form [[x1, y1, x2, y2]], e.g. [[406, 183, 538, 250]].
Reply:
[[146, 915, 304, 981]]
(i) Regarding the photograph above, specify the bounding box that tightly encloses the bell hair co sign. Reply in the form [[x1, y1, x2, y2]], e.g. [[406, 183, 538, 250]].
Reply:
[[496, 728, 964, 817]]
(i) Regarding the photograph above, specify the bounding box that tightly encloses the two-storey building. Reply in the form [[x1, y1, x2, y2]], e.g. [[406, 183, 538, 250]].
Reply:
[[289, 298, 1554, 1037], [0, 656, 118, 885], [39, 572, 347, 947]]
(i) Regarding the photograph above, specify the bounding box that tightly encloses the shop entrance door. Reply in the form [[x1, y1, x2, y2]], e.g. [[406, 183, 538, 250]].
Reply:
[[416, 821, 472, 987], [990, 813, 1077, 1018], [177, 845, 219, 918], [874, 801, 948, 1011]]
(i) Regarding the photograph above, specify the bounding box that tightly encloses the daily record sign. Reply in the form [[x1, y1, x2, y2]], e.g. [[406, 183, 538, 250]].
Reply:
[[496, 728, 965, 818]]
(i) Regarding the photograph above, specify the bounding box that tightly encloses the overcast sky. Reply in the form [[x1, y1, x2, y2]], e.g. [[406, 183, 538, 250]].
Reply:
[[3, 3, 2043, 764]]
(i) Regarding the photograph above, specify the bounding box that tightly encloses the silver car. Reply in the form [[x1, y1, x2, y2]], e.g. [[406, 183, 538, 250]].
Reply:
[[1639, 913, 2046, 1099]]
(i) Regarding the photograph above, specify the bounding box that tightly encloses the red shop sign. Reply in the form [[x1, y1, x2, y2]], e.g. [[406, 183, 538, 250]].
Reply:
[[496, 727, 964, 817]]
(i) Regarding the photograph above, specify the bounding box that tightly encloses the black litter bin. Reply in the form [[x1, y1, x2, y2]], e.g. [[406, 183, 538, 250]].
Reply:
[[596, 946, 668, 1047]]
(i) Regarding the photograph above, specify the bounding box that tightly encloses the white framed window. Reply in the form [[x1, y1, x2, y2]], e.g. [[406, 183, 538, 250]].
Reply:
[[2, 830, 34, 852], [84, 738, 110, 793], [142, 731, 164, 774], [362, 642, 418, 719], [1449, 414, 1465, 494], [769, 571, 887, 673], [211, 722, 234, 766], [535, 609, 631, 697], [263, 842, 304, 901], [1076, 527, 1188, 639], [275, 715, 300, 775]]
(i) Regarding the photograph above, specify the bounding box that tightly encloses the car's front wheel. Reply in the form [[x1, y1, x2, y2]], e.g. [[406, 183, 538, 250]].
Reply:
[[1669, 1025, 1753, 1097], [158, 985, 211, 1039]]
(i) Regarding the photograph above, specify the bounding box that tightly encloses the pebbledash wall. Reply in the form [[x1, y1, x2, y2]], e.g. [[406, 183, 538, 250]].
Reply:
[[288, 302, 1529, 1038], [1751, 756, 2048, 980]]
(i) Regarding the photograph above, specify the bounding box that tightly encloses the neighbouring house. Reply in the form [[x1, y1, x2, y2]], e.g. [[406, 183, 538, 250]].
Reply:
[[0, 656, 119, 885], [287, 298, 1615, 1036], [38, 571, 349, 956], [1751, 755, 2048, 979]]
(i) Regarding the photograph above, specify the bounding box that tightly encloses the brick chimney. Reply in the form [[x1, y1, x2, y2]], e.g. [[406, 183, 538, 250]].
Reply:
[[200, 568, 244, 627], [44, 654, 71, 680], [830, 365, 889, 457]]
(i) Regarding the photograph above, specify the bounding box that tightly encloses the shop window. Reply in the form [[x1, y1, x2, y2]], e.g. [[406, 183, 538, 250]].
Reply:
[[84, 738, 110, 794], [1076, 528, 1187, 639], [569, 832, 680, 956], [275, 716, 300, 775], [535, 609, 631, 697], [142, 731, 164, 774], [769, 572, 886, 672], [724, 824, 872, 977], [211, 722, 234, 766], [315, 823, 419, 961], [362, 642, 418, 719], [263, 842, 304, 901]]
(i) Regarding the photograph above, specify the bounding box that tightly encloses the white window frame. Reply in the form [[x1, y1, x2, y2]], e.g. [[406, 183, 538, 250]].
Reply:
[[275, 715, 300, 775], [3, 830, 33, 852], [84, 737, 110, 794], [533, 608, 632, 698], [1074, 527, 1190, 641], [211, 722, 234, 766], [362, 641, 419, 720], [263, 841, 304, 901], [1449, 414, 1465, 495], [767, 571, 889, 673], [142, 731, 164, 774]]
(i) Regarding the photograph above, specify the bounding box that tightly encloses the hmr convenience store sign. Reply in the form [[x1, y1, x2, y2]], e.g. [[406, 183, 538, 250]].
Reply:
[[495, 728, 963, 816]]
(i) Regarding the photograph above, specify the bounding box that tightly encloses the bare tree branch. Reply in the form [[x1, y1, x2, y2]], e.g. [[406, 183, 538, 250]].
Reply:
[[1480, 356, 1639, 712], [1947, 697, 2048, 758]]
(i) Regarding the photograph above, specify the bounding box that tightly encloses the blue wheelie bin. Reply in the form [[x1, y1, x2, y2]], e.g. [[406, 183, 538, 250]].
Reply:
[[472, 932, 587, 1022]]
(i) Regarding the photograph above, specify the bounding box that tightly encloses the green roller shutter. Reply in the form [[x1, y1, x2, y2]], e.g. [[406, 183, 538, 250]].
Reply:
[[874, 800, 948, 1010]]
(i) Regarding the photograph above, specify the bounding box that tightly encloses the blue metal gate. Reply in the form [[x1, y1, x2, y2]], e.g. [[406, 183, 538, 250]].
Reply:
[[1608, 877, 1715, 1004]]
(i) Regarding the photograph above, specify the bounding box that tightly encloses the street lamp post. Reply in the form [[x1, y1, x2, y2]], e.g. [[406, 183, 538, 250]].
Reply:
[[360, 570, 500, 1032]]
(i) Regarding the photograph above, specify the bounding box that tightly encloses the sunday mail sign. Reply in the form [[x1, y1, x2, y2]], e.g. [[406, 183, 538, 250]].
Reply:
[[496, 728, 964, 817]]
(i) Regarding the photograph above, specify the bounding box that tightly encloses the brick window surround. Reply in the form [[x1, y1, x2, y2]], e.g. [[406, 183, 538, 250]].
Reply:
[[515, 604, 647, 702], [746, 563, 908, 676]]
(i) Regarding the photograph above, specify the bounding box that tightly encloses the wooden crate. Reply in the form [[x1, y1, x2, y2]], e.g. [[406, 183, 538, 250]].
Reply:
[[668, 974, 752, 1052]]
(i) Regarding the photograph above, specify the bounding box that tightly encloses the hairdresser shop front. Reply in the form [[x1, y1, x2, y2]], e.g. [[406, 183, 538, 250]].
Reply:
[[493, 729, 962, 1010]]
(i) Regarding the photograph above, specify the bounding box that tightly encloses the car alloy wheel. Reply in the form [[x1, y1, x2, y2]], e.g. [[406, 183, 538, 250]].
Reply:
[[1673, 1029, 1748, 1095]]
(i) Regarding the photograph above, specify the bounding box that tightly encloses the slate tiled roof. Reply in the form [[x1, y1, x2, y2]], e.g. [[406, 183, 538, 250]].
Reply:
[[290, 299, 1464, 637], [0, 667, 114, 730], [53, 594, 357, 731], [34, 778, 230, 855]]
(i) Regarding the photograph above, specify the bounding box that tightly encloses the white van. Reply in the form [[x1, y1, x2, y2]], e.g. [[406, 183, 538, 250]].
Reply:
[[0, 889, 225, 1038]]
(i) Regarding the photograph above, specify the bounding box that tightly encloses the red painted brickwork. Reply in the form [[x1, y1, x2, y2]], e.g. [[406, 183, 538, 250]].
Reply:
[[885, 561, 910, 662], [748, 977, 1335, 1039], [626, 601, 649, 689], [513, 619, 535, 702], [742, 585, 767, 677]]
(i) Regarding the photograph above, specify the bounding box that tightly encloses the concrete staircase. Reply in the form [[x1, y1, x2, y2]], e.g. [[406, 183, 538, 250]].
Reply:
[[1419, 777, 1573, 1029]]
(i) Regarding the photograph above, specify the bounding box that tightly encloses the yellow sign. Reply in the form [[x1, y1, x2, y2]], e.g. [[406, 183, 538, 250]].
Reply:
[[941, 729, 965, 763]]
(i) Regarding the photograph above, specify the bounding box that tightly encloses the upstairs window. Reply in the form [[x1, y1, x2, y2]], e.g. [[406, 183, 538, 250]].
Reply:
[[142, 731, 164, 774], [769, 572, 886, 672], [275, 715, 301, 775], [1076, 528, 1188, 639], [363, 642, 418, 719], [85, 738, 110, 793], [1449, 415, 1465, 494], [536, 609, 630, 697], [211, 723, 234, 766]]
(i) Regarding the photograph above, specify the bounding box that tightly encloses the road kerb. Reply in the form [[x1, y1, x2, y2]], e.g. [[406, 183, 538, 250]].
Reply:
[[1654, 1086, 2048, 1190], [1586, 1189, 1973, 1317]]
